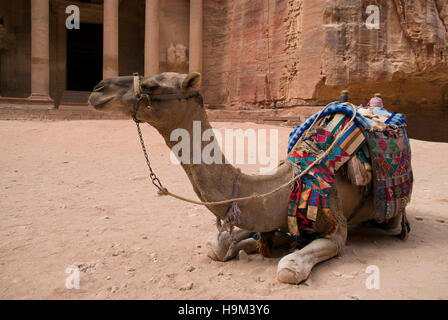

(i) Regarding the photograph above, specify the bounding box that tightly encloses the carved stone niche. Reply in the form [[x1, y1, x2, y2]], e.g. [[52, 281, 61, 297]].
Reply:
[[166, 43, 189, 72]]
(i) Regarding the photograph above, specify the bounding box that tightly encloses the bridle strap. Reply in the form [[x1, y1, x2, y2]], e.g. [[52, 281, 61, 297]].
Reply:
[[133, 72, 200, 101], [149, 91, 201, 101]]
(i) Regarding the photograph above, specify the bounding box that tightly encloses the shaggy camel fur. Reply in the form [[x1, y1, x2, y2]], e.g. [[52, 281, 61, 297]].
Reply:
[[88, 72, 404, 284]]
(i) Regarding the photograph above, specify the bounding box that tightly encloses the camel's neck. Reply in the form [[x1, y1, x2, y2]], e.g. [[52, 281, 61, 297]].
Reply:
[[154, 99, 240, 220]]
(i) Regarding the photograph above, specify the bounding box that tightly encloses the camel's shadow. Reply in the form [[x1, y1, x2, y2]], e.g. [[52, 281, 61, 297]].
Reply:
[[265, 208, 444, 265], [347, 208, 443, 247]]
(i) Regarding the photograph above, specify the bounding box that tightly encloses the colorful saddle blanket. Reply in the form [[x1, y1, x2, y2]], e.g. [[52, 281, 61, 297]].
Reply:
[[287, 103, 413, 238], [287, 102, 407, 153]]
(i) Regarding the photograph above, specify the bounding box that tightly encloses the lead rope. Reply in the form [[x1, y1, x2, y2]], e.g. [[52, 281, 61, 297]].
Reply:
[[133, 91, 357, 258]]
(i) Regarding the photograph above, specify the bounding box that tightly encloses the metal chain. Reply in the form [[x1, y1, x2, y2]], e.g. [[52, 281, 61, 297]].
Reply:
[[133, 96, 166, 193]]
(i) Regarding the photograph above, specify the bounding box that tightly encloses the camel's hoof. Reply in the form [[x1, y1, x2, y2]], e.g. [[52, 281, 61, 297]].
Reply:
[[277, 268, 307, 285]]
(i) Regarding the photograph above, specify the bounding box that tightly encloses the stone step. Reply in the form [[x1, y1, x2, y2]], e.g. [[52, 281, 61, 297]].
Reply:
[[60, 91, 91, 104]]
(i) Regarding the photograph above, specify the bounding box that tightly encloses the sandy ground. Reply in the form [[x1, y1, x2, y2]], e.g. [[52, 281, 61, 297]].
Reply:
[[0, 120, 447, 300]]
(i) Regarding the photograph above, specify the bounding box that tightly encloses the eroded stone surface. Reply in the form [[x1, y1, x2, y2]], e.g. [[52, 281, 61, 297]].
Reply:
[[202, 0, 448, 119]]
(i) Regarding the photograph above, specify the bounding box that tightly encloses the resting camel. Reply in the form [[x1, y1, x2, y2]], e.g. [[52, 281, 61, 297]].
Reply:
[[88, 72, 405, 284]]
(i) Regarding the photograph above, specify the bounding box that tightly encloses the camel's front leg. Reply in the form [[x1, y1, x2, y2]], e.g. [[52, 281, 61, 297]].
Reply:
[[277, 237, 342, 284], [277, 188, 347, 284]]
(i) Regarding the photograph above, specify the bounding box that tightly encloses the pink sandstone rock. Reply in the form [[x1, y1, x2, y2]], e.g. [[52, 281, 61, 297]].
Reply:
[[202, 0, 448, 117]]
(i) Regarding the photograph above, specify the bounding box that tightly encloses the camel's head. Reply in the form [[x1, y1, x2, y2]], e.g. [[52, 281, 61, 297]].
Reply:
[[88, 72, 202, 128]]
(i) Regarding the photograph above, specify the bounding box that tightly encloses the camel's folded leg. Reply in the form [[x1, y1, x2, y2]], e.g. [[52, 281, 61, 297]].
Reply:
[[206, 229, 257, 262], [206, 229, 292, 262], [277, 188, 347, 284], [277, 237, 342, 284]]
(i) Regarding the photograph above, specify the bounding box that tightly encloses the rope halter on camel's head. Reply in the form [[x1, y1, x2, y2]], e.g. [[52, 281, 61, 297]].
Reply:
[[131, 72, 203, 123]]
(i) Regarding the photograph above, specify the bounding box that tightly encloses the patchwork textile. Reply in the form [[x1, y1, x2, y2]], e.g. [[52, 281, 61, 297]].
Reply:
[[287, 113, 365, 237], [363, 127, 413, 223], [287, 103, 412, 237]]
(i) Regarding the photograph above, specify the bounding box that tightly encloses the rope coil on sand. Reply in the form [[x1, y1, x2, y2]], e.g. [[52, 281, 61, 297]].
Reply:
[[150, 102, 358, 206]]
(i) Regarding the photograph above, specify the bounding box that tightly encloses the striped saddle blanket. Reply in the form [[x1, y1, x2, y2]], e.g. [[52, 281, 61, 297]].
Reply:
[[287, 103, 413, 238]]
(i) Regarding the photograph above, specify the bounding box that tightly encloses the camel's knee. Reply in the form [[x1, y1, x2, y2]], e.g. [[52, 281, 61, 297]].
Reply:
[[206, 230, 256, 262], [277, 238, 341, 284], [277, 251, 312, 284], [206, 233, 230, 261]]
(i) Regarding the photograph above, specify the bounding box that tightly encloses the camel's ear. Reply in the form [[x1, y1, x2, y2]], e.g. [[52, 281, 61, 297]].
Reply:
[[182, 72, 201, 89]]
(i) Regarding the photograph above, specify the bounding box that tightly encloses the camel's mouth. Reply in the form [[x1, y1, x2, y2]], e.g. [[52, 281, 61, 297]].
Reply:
[[88, 94, 114, 110]]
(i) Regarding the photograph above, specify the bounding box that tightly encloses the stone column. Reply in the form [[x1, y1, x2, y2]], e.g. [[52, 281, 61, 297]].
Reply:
[[189, 0, 203, 75], [29, 0, 53, 106], [145, 0, 160, 76], [103, 0, 119, 79]]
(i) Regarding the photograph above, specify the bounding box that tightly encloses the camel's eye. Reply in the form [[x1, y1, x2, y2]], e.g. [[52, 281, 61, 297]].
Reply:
[[140, 78, 160, 93], [141, 83, 158, 91]]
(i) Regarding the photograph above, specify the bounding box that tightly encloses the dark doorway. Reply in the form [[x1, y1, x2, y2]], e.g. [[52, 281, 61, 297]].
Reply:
[[66, 22, 103, 91]]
